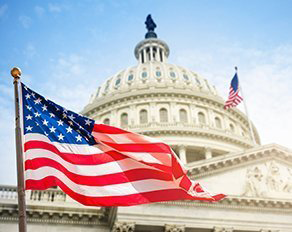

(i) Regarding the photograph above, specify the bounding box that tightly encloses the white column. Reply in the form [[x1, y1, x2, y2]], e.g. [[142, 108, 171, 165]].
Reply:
[[207, 108, 213, 127], [110, 109, 117, 127], [130, 105, 135, 126], [150, 46, 153, 61], [179, 145, 187, 164], [143, 48, 147, 63], [161, 48, 166, 62], [205, 147, 212, 159], [170, 102, 177, 123], [139, 51, 142, 63], [150, 102, 156, 123]]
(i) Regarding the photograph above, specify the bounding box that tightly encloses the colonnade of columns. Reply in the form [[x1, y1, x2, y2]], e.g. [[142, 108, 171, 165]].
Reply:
[[138, 45, 166, 63], [176, 145, 213, 164]]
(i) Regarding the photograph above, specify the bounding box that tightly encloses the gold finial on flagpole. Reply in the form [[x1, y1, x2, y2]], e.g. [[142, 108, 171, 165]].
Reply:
[[11, 67, 22, 80]]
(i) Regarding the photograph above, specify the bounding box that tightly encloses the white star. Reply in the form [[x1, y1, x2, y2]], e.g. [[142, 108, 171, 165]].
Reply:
[[58, 133, 64, 141], [66, 127, 73, 133], [42, 105, 48, 111], [34, 98, 42, 104], [57, 119, 64, 126], [49, 126, 56, 133], [42, 119, 49, 126], [26, 126, 33, 132], [62, 113, 67, 119], [34, 112, 41, 117], [68, 121, 74, 126], [26, 115, 33, 120], [31, 92, 35, 98], [84, 119, 91, 126], [68, 114, 75, 121], [25, 94, 31, 99], [26, 105, 32, 111], [75, 135, 82, 142], [55, 106, 60, 111], [49, 113, 55, 118], [63, 108, 68, 113]]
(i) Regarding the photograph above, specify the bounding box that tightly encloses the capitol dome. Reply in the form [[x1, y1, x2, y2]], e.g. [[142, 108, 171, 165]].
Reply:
[[82, 17, 260, 165]]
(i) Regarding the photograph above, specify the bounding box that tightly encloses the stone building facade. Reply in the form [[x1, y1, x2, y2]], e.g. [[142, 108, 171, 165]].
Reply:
[[0, 18, 291, 232]]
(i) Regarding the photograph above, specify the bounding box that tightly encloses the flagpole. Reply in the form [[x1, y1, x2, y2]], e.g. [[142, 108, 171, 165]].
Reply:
[[11, 67, 27, 232], [236, 67, 257, 145]]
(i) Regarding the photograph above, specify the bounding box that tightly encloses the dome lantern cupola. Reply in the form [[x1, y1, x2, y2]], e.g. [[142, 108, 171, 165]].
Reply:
[[134, 14, 169, 63]]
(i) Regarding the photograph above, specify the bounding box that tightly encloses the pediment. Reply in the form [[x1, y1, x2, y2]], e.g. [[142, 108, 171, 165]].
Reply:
[[188, 144, 292, 200]]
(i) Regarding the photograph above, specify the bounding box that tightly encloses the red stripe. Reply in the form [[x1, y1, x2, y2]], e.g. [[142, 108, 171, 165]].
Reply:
[[25, 177, 223, 206], [25, 140, 173, 175], [24, 140, 127, 165], [93, 124, 130, 134], [102, 141, 172, 153], [25, 158, 173, 186]]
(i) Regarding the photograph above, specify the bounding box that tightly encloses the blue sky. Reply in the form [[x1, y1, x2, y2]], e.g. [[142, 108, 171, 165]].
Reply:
[[1, 0, 292, 185]]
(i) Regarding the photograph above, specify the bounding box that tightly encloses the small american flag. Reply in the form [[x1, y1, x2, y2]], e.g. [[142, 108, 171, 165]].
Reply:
[[21, 83, 225, 206], [224, 71, 243, 110]]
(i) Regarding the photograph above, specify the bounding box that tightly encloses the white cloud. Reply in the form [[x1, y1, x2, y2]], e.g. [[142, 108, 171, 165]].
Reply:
[[23, 43, 37, 59], [0, 4, 8, 18], [19, 15, 32, 29], [48, 3, 62, 13], [39, 53, 99, 112], [35, 6, 45, 17]]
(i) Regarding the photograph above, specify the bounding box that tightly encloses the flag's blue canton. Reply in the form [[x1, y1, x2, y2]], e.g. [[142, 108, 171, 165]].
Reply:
[[230, 73, 239, 92], [21, 83, 96, 145]]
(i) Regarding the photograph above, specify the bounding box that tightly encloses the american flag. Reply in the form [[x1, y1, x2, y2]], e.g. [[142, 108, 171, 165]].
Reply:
[[224, 72, 243, 110], [21, 83, 225, 206]]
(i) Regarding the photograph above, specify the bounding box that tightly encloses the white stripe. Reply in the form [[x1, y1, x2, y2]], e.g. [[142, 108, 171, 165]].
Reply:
[[92, 132, 167, 164], [122, 152, 165, 164], [24, 133, 103, 155], [25, 167, 177, 197], [25, 149, 160, 176], [93, 131, 163, 144]]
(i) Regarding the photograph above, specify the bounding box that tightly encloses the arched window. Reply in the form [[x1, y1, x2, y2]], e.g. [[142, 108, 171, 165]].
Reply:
[[121, 113, 128, 128], [215, 117, 222, 128], [159, 108, 168, 123], [140, 109, 148, 124], [103, 118, 110, 125], [179, 109, 188, 123], [104, 80, 110, 92], [128, 74, 134, 81], [198, 112, 206, 124], [183, 74, 189, 81], [156, 71, 161, 77], [115, 78, 121, 87], [141, 71, 147, 79], [169, 71, 176, 79], [230, 123, 235, 132]]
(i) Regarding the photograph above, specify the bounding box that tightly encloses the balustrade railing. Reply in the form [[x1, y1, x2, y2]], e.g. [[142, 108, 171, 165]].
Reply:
[[0, 185, 66, 203], [0, 185, 18, 200], [29, 189, 66, 202]]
